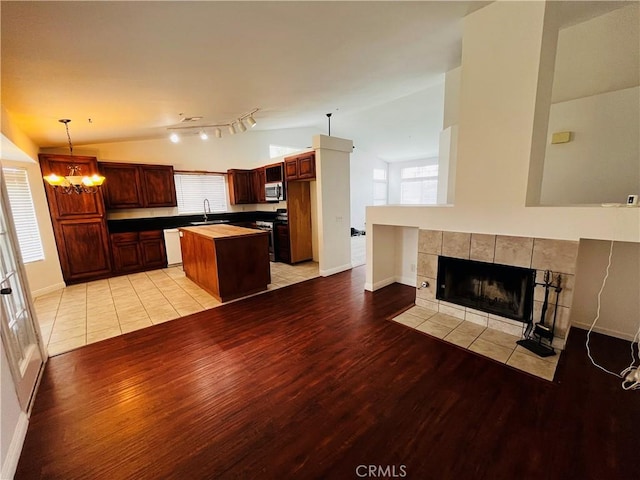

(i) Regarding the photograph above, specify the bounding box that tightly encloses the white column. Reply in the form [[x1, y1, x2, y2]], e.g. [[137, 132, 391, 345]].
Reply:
[[312, 134, 353, 276]]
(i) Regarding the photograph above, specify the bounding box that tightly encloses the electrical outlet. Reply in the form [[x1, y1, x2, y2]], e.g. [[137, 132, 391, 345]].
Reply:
[[410, 263, 416, 273]]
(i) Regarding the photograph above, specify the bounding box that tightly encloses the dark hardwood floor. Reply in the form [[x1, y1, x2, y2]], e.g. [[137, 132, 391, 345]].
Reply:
[[16, 267, 639, 479]]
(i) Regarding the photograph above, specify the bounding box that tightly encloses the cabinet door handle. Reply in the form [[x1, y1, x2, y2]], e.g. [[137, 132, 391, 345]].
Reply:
[[1, 287, 12, 295]]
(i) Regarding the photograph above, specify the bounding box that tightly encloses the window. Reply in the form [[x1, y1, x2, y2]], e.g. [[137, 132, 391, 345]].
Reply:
[[2, 168, 45, 263], [373, 168, 388, 206], [400, 164, 438, 205], [269, 145, 303, 159], [174, 173, 228, 214]]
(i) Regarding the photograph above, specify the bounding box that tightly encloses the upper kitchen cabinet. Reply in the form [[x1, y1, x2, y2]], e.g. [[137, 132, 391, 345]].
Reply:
[[264, 162, 284, 183], [253, 168, 266, 204], [227, 169, 255, 204], [40, 154, 107, 218], [99, 162, 177, 209], [141, 164, 178, 207], [284, 151, 315, 181]]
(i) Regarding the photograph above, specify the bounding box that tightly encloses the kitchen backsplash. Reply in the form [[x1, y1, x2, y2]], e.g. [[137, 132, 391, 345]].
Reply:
[[105, 201, 287, 220]]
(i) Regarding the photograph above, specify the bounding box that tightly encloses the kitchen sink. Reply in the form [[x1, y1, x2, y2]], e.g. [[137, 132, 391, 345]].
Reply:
[[189, 220, 230, 226]]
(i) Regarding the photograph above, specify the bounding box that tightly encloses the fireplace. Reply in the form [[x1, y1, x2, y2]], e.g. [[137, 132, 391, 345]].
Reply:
[[436, 256, 535, 323]]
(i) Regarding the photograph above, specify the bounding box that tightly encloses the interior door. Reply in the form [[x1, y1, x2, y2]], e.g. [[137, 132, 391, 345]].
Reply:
[[0, 167, 45, 410]]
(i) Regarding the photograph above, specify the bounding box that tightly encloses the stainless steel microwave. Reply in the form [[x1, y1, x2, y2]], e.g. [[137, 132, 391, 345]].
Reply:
[[265, 182, 285, 202]]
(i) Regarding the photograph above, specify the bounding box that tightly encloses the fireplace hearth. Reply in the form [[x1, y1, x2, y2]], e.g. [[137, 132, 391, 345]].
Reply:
[[436, 256, 535, 323]]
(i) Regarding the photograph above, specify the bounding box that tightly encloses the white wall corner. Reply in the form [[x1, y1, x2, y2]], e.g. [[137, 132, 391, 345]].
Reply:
[[319, 263, 352, 277], [371, 277, 397, 291], [31, 282, 65, 299], [395, 275, 417, 288], [1, 411, 29, 480]]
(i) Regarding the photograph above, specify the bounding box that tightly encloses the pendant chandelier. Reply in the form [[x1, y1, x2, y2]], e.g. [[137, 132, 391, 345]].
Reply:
[[43, 119, 105, 194]]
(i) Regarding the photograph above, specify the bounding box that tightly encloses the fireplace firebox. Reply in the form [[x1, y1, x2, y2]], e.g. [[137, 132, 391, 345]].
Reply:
[[436, 256, 535, 323]]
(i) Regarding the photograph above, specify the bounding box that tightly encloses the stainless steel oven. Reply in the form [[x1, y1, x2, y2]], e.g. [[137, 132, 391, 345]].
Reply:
[[255, 220, 275, 261]]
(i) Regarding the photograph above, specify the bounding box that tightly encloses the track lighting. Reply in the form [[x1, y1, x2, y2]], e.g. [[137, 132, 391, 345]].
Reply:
[[166, 108, 258, 141]]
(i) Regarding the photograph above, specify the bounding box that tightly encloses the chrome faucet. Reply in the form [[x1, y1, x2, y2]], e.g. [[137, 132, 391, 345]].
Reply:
[[203, 198, 211, 222]]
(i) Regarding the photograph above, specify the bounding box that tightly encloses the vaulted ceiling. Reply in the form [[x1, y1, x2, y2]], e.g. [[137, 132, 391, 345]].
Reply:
[[2, 1, 489, 161]]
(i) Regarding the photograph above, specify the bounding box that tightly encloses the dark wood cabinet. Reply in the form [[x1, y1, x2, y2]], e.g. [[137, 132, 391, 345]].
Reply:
[[227, 169, 255, 204], [141, 165, 178, 207], [99, 163, 144, 209], [110, 232, 142, 273], [275, 224, 291, 263], [139, 230, 167, 268], [265, 162, 284, 183], [99, 162, 176, 209], [284, 151, 316, 181], [39, 154, 112, 283], [253, 168, 266, 203], [110, 230, 166, 274]]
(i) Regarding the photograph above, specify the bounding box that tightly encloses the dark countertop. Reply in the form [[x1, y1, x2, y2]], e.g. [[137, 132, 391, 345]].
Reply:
[[107, 211, 279, 233]]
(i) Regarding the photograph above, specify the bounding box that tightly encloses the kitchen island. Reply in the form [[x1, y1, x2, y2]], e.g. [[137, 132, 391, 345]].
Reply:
[[179, 224, 271, 302]]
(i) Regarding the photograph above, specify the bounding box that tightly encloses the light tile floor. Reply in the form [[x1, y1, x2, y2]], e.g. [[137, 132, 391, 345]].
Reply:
[[35, 261, 320, 356], [392, 306, 560, 381]]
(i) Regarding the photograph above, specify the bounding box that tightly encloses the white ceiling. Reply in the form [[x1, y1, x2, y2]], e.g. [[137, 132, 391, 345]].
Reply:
[[1, 1, 488, 162]]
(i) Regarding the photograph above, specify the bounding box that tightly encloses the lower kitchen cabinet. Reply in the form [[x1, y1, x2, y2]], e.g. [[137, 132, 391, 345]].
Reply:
[[57, 219, 112, 282], [111, 230, 167, 274], [275, 224, 291, 263], [139, 230, 167, 268]]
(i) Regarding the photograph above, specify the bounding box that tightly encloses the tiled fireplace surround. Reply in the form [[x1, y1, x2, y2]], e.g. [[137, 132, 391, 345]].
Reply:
[[415, 230, 579, 350]]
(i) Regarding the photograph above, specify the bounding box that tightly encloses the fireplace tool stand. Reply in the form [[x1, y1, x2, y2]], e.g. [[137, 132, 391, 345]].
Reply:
[[517, 270, 562, 358]]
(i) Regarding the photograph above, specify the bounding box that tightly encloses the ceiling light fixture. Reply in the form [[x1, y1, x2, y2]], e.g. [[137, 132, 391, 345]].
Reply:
[[43, 119, 106, 194], [166, 108, 259, 142]]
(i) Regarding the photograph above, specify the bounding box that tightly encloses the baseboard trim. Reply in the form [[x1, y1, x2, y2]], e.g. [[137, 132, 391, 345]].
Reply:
[[395, 275, 416, 288], [1, 411, 28, 480], [368, 277, 396, 291], [320, 263, 352, 277], [572, 323, 637, 342], [31, 282, 65, 299]]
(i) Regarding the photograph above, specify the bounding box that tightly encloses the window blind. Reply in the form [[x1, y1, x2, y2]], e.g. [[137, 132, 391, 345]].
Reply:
[[2, 168, 45, 263], [174, 173, 228, 214]]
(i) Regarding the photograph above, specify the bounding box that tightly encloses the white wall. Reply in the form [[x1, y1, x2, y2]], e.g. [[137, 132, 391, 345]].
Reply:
[[365, 1, 640, 292], [571, 240, 640, 341], [541, 86, 640, 205], [394, 227, 418, 287], [349, 147, 388, 232], [551, 3, 639, 104], [443, 66, 461, 129]]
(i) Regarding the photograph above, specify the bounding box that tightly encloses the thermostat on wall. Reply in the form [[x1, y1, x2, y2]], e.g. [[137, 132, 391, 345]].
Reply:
[[627, 194, 638, 206]]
